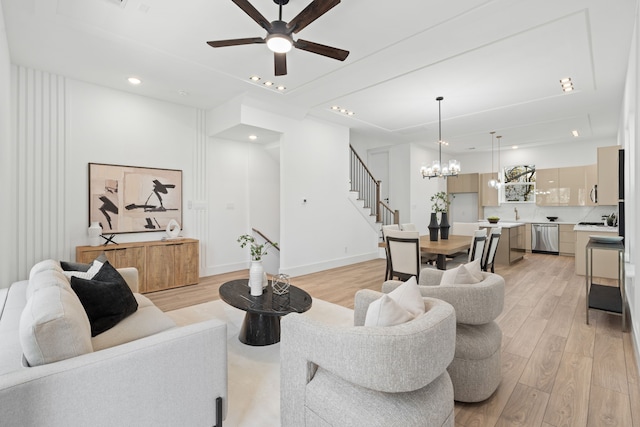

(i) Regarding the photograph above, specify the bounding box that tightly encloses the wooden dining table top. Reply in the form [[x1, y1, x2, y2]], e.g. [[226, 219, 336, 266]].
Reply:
[[417, 234, 471, 255], [379, 234, 471, 255]]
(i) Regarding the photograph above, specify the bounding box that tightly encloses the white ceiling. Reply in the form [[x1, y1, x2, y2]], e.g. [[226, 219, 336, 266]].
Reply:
[[1, 0, 637, 152]]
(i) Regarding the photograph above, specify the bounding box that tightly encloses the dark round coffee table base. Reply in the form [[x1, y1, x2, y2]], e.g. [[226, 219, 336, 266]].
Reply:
[[239, 312, 281, 346]]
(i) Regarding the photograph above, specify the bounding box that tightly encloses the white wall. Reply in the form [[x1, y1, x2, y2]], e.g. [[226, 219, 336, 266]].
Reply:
[[3, 65, 379, 284], [0, 2, 15, 285]]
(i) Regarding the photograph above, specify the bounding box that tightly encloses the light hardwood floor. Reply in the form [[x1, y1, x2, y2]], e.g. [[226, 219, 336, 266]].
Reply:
[[146, 253, 640, 427]]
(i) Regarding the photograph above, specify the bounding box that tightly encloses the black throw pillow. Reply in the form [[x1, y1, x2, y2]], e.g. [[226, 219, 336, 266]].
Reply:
[[60, 252, 109, 272], [70, 261, 138, 337]]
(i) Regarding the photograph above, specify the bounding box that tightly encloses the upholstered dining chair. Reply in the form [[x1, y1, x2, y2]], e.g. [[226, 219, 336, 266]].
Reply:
[[450, 222, 480, 236], [381, 224, 401, 280], [383, 268, 505, 403], [482, 227, 502, 272], [280, 290, 457, 427], [448, 229, 487, 268], [401, 223, 438, 266], [384, 229, 421, 281]]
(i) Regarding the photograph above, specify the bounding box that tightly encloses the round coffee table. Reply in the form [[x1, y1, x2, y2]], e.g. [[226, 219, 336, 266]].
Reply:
[[219, 279, 312, 346]]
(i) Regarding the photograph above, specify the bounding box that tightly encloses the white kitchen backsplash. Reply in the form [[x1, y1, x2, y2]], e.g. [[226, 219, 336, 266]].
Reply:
[[483, 203, 618, 224]]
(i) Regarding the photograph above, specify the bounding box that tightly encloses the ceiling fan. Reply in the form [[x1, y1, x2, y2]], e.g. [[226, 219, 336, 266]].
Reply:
[[207, 0, 349, 76]]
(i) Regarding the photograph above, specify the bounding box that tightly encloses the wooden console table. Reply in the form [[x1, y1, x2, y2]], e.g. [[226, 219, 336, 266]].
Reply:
[[76, 238, 199, 293]]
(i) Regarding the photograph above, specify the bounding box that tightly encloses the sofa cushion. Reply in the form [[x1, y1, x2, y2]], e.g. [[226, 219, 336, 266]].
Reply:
[[60, 252, 108, 272], [26, 270, 72, 300], [91, 294, 176, 351], [62, 260, 103, 280], [19, 285, 93, 366], [28, 259, 63, 280], [70, 262, 138, 337]]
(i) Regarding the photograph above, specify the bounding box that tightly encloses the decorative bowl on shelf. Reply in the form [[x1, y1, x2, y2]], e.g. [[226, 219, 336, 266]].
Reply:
[[546, 216, 558, 222], [487, 217, 500, 224]]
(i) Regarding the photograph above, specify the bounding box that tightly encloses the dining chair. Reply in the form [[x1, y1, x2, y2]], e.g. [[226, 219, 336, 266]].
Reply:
[[381, 224, 401, 280], [482, 227, 502, 272], [384, 229, 421, 281], [450, 222, 480, 236], [448, 229, 487, 269], [400, 223, 438, 266]]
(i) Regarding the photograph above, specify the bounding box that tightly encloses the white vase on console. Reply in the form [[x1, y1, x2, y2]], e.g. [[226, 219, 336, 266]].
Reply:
[[249, 260, 264, 296], [88, 222, 102, 246]]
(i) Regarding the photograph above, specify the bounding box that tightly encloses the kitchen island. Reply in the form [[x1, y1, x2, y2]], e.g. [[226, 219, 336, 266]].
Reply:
[[478, 221, 526, 266]]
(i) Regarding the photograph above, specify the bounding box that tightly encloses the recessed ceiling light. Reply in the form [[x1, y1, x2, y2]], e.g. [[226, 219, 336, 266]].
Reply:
[[572, 130, 580, 137], [249, 75, 260, 82], [331, 106, 340, 110], [276, 85, 286, 91], [264, 81, 274, 87], [512, 145, 518, 149], [178, 90, 189, 96], [560, 77, 574, 92], [127, 77, 142, 85], [249, 135, 258, 140]]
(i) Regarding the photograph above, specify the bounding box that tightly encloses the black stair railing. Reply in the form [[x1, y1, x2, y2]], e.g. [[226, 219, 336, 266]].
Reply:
[[349, 145, 399, 226]]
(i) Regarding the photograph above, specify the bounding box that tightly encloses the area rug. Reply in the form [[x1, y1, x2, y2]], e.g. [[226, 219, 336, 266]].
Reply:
[[166, 298, 354, 426]]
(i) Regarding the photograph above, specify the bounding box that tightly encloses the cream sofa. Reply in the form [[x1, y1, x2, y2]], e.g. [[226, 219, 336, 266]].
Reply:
[[0, 260, 228, 427]]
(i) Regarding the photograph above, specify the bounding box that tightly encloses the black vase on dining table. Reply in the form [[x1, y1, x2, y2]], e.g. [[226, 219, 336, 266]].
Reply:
[[428, 212, 439, 241], [440, 212, 450, 239]]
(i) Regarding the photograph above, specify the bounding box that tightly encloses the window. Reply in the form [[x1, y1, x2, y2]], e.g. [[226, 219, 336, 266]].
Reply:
[[501, 165, 536, 203]]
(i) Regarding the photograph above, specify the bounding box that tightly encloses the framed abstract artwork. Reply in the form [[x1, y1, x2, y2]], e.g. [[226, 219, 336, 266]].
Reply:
[[88, 163, 183, 234]]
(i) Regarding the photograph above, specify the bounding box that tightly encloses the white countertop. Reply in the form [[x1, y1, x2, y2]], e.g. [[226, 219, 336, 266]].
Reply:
[[573, 224, 618, 233], [477, 221, 525, 229]]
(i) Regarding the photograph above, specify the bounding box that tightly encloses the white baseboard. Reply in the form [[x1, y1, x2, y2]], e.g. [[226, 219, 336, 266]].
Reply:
[[279, 252, 379, 277]]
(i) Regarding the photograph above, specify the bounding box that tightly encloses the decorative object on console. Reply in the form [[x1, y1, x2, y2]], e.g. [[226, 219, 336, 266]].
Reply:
[[88, 163, 182, 234], [420, 96, 461, 179], [165, 219, 181, 239], [428, 212, 439, 241], [88, 221, 102, 246], [272, 273, 291, 295]]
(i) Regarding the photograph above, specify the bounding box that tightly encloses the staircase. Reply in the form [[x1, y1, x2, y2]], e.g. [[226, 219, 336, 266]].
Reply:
[[349, 145, 399, 236]]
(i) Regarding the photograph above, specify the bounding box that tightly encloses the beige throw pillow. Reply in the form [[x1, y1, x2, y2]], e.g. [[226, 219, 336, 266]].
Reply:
[[364, 295, 414, 327], [20, 285, 93, 366], [386, 276, 425, 317], [440, 262, 482, 286]]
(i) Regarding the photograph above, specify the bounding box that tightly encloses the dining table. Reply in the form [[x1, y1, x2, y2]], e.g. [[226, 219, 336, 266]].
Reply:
[[417, 234, 472, 270]]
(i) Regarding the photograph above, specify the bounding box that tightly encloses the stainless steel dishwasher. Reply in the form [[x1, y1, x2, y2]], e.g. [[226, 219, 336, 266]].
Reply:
[[531, 223, 559, 255]]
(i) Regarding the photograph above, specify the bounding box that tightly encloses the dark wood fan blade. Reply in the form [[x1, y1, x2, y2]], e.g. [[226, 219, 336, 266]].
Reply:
[[274, 52, 287, 76], [207, 37, 265, 48], [232, 0, 272, 31], [287, 0, 340, 33], [294, 39, 349, 61]]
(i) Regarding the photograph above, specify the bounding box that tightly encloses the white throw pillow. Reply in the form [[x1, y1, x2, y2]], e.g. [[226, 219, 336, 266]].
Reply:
[[62, 260, 103, 280], [364, 295, 414, 327], [20, 285, 93, 366], [466, 258, 483, 281], [386, 276, 425, 317], [440, 263, 481, 286]]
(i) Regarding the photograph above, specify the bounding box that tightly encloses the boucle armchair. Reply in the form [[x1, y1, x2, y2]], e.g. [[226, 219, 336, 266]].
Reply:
[[383, 268, 505, 402], [280, 290, 456, 427]]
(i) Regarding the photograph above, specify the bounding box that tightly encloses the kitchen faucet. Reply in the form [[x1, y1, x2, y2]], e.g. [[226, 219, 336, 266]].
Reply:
[[514, 207, 520, 221]]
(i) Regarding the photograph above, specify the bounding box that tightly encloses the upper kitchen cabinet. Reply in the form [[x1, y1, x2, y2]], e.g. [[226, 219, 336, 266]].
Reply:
[[535, 166, 592, 206], [597, 145, 620, 205], [480, 173, 499, 206], [585, 164, 598, 206], [447, 173, 479, 193], [535, 168, 559, 206]]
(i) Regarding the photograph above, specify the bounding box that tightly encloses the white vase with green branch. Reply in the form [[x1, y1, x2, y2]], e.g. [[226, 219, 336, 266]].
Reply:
[[237, 234, 279, 296]]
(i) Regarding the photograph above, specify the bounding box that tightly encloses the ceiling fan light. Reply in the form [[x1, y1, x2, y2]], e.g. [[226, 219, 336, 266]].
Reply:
[[266, 34, 292, 53]]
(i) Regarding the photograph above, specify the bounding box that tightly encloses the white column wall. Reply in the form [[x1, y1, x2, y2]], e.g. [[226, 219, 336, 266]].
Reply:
[[0, 2, 15, 284]]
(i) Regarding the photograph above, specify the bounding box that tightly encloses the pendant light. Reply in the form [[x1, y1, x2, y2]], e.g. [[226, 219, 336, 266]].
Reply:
[[420, 96, 460, 179], [488, 131, 498, 188]]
